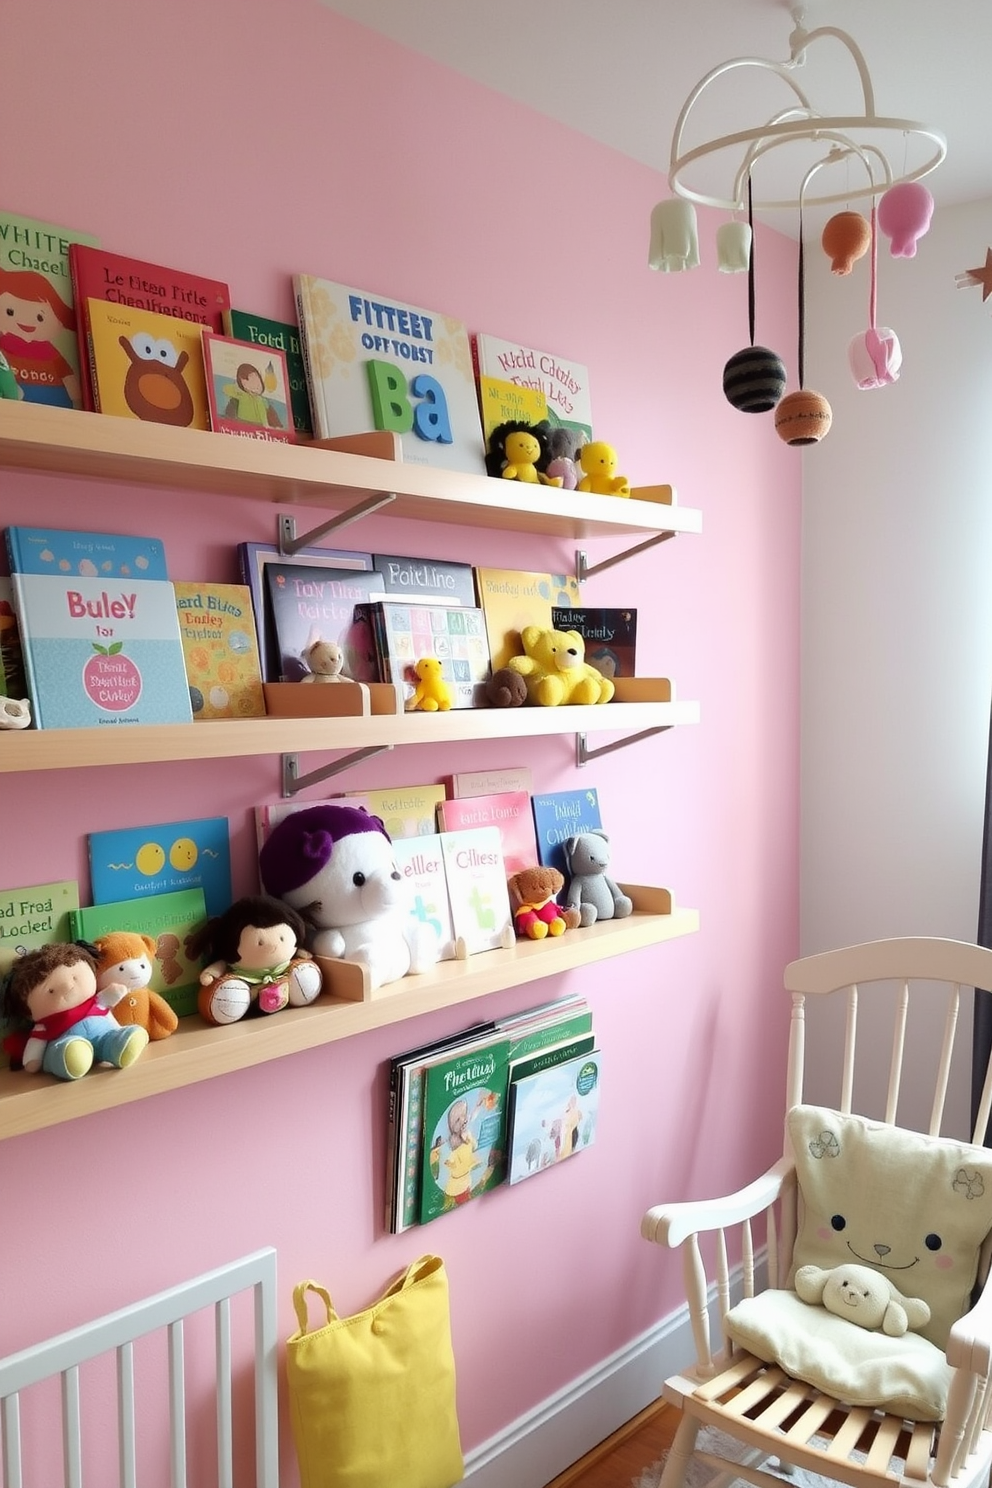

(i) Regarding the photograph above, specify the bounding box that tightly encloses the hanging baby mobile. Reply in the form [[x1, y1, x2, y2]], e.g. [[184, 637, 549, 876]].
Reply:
[[647, 8, 945, 445]]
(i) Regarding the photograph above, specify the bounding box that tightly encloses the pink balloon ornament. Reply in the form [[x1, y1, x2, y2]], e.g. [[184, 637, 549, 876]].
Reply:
[[848, 327, 902, 389], [877, 182, 934, 258]]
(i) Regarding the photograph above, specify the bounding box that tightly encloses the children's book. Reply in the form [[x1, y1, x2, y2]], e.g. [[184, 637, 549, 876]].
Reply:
[[553, 606, 637, 681], [264, 561, 386, 682], [202, 332, 294, 444], [0, 578, 27, 699], [440, 826, 513, 955], [69, 244, 229, 412], [393, 834, 456, 963], [68, 886, 208, 1019], [172, 580, 266, 720], [254, 784, 446, 851], [293, 274, 486, 474], [507, 1050, 603, 1184], [437, 791, 537, 877], [223, 308, 313, 437], [13, 573, 193, 729], [372, 553, 477, 608], [236, 540, 373, 683], [476, 375, 548, 458], [5, 525, 168, 580], [88, 815, 231, 918], [0, 211, 98, 408], [450, 766, 532, 799], [86, 297, 209, 429], [475, 567, 581, 673], [0, 878, 81, 1069], [530, 788, 603, 882], [356, 599, 491, 708], [472, 332, 593, 439], [417, 1032, 511, 1225]]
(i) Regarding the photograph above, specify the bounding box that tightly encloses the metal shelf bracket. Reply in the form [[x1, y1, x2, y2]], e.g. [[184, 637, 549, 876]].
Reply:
[[281, 745, 392, 798], [576, 725, 672, 768], [575, 529, 676, 582], [278, 493, 397, 555]]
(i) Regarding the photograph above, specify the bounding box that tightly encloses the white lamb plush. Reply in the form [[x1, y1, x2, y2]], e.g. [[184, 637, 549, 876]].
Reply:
[[795, 1262, 931, 1338]]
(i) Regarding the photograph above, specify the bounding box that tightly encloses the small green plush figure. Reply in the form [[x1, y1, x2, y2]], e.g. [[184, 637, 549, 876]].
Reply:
[[0, 349, 23, 401]]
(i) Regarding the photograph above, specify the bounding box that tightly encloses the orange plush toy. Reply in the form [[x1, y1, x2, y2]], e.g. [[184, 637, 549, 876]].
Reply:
[[92, 929, 179, 1040], [507, 866, 581, 939]]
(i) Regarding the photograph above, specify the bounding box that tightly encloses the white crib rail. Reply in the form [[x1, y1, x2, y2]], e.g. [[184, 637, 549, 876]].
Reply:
[[0, 1248, 278, 1488]]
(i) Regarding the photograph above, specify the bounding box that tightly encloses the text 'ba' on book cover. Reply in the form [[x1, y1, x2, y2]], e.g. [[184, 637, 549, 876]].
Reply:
[[173, 580, 266, 719], [87, 297, 209, 429], [507, 1050, 603, 1184], [418, 1034, 511, 1225], [88, 815, 232, 918], [0, 210, 99, 408]]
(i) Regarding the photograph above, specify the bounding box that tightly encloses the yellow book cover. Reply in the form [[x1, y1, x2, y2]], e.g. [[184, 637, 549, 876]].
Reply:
[[477, 374, 547, 453], [87, 296, 209, 429], [254, 784, 446, 851], [475, 568, 582, 672], [172, 581, 266, 719]]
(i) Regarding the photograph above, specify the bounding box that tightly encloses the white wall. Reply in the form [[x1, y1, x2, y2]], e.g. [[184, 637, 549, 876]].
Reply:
[[802, 196, 992, 1132]]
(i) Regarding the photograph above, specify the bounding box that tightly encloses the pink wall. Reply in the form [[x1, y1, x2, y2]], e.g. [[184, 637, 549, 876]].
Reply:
[[0, 0, 801, 1471]]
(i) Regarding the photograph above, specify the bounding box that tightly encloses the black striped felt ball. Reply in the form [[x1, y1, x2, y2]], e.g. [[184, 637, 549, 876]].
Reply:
[[723, 346, 787, 413]]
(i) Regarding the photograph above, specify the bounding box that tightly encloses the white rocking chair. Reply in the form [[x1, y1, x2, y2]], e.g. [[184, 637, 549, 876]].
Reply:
[[642, 937, 992, 1488]]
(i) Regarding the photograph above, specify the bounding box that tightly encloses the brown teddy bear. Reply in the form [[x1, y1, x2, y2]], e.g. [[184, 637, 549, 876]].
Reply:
[[507, 866, 581, 940], [92, 929, 179, 1040]]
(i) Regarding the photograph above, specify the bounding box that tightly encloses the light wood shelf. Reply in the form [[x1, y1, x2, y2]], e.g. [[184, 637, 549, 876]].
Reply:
[[0, 888, 698, 1141]]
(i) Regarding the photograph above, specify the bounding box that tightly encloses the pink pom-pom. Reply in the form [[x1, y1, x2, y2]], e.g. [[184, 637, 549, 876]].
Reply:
[[848, 328, 902, 389], [877, 183, 934, 258]]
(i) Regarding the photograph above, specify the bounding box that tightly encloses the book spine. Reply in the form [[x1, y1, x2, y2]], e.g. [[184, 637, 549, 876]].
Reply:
[[292, 279, 328, 441]]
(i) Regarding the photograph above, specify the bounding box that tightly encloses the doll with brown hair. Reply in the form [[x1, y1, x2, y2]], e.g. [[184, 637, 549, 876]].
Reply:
[[187, 894, 323, 1026], [0, 941, 149, 1080]]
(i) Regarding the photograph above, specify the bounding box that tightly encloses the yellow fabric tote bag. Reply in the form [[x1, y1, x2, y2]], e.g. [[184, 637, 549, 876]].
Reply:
[[286, 1254, 464, 1488]]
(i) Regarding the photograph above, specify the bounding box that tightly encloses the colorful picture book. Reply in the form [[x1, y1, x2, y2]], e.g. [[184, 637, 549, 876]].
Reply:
[[393, 834, 456, 963], [202, 331, 294, 443], [418, 1032, 511, 1225], [473, 332, 593, 438], [553, 606, 637, 681], [356, 599, 491, 708], [172, 580, 266, 719], [475, 567, 581, 672], [531, 788, 603, 881], [0, 877, 81, 1068], [0, 578, 27, 699], [264, 561, 386, 682], [68, 244, 229, 411], [450, 765, 532, 799], [223, 308, 313, 437], [5, 525, 169, 580], [293, 274, 486, 474], [254, 784, 446, 851], [0, 211, 99, 408], [68, 886, 208, 1019], [439, 826, 513, 955], [476, 374, 548, 457], [13, 573, 193, 729], [86, 297, 209, 429], [372, 553, 477, 608], [437, 791, 537, 877], [88, 815, 231, 918], [507, 1050, 603, 1184], [236, 540, 373, 683]]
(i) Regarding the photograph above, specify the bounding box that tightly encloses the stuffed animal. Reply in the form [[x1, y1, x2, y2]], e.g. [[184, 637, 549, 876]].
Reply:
[[563, 830, 633, 926], [0, 941, 148, 1080], [543, 425, 586, 490], [485, 667, 527, 708], [0, 697, 30, 729], [485, 420, 561, 485], [258, 804, 439, 992], [795, 1262, 931, 1337], [92, 929, 178, 1040], [185, 895, 323, 1026], [506, 625, 615, 707], [577, 441, 630, 496], [406, 656, 452, 712], [301, 638, 353, 683], [507, 866, 581, 939]]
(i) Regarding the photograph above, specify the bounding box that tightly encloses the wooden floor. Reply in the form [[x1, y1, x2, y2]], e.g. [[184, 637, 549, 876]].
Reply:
[[545, 1400, 679, 1488]]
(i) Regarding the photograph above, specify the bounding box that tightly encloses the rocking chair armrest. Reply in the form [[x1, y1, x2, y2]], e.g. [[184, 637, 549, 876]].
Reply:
[[641, 1157, 794, 1248], [945, 1268, 992, 1376]]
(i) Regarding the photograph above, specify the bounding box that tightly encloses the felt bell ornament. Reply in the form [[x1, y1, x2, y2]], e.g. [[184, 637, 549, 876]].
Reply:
[[648, 198, 700, 272], [723, 180, 786, 413], [775, 190, 831, 445], [877, 182, 934, 258], [717, 220, 752, 273], [848, 203, 902, 389], [821, 211, 871, 275]]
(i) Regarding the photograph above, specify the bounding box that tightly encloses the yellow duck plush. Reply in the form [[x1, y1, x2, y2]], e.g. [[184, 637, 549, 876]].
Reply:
[[407, 656, 453, 711], [500, 429, 563, 486], [507, 626, 615, 706], [577, 440, 631, 496]]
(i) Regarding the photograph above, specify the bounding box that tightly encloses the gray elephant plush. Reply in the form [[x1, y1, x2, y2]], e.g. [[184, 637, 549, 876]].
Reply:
[[562, 830, 633, 926]]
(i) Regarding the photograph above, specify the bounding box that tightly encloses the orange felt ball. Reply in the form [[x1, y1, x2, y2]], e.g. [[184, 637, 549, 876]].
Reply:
[[774, 390, 833, 446], [821, 211, 871, 274]]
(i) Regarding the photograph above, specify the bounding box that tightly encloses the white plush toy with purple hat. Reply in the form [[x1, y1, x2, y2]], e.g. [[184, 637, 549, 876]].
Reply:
[[259, 803, 439, 991]]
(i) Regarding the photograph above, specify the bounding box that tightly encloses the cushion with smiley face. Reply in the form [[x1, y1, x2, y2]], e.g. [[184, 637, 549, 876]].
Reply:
[[788, 1104, 992, 1348]]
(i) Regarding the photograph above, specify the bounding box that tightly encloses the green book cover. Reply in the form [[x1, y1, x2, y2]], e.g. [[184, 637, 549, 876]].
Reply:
[[223, 308, 313, 437], [418, 1035, 510, 1226], [0, 879, 80, 1067], [510, 1032, 596, 1084], [505, 1005, 594, 1065], [69, 886, 207, 1019]]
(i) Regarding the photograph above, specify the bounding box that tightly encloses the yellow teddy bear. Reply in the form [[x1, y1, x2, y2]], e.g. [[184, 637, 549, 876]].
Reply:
[[577, 441, 631, 496], [506, 626, 615, 706]]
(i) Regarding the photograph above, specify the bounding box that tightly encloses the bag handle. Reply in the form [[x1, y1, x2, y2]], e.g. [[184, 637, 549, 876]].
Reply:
[[382, 1254, 444, 1300], [292, 1257, 443, 1332], [292, 1281, 338, 1335]]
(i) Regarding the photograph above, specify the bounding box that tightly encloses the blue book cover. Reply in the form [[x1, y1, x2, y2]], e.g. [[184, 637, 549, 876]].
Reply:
[[236, 540, 373, 682], [13, 573, 193, 729], [6, 525, 169, 579], [507, 1050, 603, 1185], [530, 788, 602, 881], [88, 815, 232, 917]]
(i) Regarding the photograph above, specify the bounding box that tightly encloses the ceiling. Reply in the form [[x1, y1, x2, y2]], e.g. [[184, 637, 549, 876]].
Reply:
[[318, 0, 992, 221]]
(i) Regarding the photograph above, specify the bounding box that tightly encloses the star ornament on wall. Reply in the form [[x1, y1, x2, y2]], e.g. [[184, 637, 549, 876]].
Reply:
[[955, 247, 992, 302]]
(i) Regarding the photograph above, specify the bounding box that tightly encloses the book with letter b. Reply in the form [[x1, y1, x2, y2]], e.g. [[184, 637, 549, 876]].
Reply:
[[531, 788, 602, 881], [553, 606, 637, 680], [440, 826, 513, 955], [172, 580, 266, 719], [68, 886, 208, 1019], [0, 211, 99, 408], [87, 297, 209, 429], [13, 573, 193, 729]]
